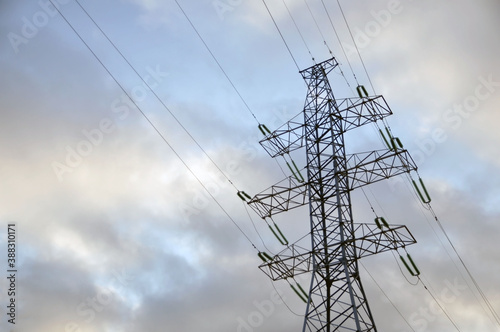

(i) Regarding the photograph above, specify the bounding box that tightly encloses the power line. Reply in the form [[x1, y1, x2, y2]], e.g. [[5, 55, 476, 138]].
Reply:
[[358, 149, 485, 330], [269, 278, 305, 317], [173, 0, 261, 125], [317, 5, 497, 320], [335, 0, 376, 95], [74, 0, 240, 193], [282, 0, 315, 64], [261, 0, 300, 71], [173, 0, 293, 182], [371, 124, 489, 329], [60, 1, 500, 329], [75, 0, 304, 262], [406, 171, 500, 328], [49, 0, 259, 251], [360, 262, 416, 332], [420, 278, 463, 331], [375, 101, 500, 329], [302, 0, 332, 55], [430, 207, 500, 327], [318, 0, 359, 86], [243, 202, 273, 254]]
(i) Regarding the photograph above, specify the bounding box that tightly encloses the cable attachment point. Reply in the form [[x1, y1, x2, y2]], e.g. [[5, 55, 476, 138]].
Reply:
[[237, 191, 252, 202], [412, 177, 431, 204], [290, 282, 309, 303], [379, 127, 404, 151], [286, 159, 305, 183], [374, 217, 390, 230], [356, 85, 369, 98], [400, 253, 421, 276], [258, 251, 274, 262], [268, 221, 289, 246], [258, 124, 272, 136]]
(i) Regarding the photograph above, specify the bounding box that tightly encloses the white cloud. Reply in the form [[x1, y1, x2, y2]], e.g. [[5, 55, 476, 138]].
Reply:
[[1, 0, 499, 331]]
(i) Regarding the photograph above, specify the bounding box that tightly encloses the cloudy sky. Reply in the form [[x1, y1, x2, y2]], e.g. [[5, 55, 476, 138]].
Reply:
[[1, 0, 500, 331]]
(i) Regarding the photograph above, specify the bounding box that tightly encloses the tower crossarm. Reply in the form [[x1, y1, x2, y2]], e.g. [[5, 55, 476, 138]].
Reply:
[[259, 115, 305, 158], [303, 95, 394, 138], [326, 224, 416, 262], [247, 149, 417, 219], [259, 243, 313, 281], [343, 148, 417, 191], [259, 95, 393, 158], [258, 223, 416, 282], [333, 95, 393, 133], [350, 223, 416, 259], [247, 176, 308, 219]]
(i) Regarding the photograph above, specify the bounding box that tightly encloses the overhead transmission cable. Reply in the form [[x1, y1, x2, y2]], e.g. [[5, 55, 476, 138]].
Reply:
[[360, 187, 464, 330], [76, 0, 296, 259], [360, 262, 416, 332], [282, 0, 315, 64], [374, 118, 497, 328], [243, 202, 274, 254], [172, 0, 260, 125], [76, 0, 291, 196], [318, 0, 359, 87], [261, 0, 301, 71], [49, 0, 260, 251], [335, 0, 376, 95], [74, 0, 240, 193], [375, 148, 500, 328], [302, 0, 332, 55], [173, 0, 292, 180], [409, 177, 500, 328], [372, 79, 500, 328], [268, 278, 304, 317], [301, 0, 356, 91], [390, 250, 419, 286], [176, 0, 301, 187], [362, 178, 460, 331], [365, 127, 500, 329], [396, 162, 500, 328], [317, 0, 497, 325], [375, 166, 499, 329], [74, 2, 307, 299], [420, 277, 463, 331], [430, 207, 500, 327]]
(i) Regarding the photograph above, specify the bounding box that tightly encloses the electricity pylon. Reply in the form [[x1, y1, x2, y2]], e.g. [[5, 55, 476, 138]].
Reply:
[[248, 57, 418, 331]]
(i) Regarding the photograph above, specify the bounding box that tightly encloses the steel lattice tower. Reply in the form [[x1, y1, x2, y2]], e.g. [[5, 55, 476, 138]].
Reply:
[[247, 57, 419, 331]]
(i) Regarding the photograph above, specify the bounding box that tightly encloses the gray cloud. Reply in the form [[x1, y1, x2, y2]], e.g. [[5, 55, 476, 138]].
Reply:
[[0, 1, 499, 331]]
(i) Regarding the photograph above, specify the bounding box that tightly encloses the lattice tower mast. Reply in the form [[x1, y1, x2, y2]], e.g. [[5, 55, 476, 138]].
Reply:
[[247, 57, 419, 331]]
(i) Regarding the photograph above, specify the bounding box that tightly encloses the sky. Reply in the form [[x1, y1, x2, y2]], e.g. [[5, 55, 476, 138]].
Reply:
[[1, 0, 500, 331]]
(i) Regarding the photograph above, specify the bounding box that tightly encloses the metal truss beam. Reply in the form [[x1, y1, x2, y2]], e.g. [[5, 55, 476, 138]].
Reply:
[[259, 223, 416, 281], [259, 95, 394, 158], [248, 148, 416, 219], [247, 57, 418, 332]]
